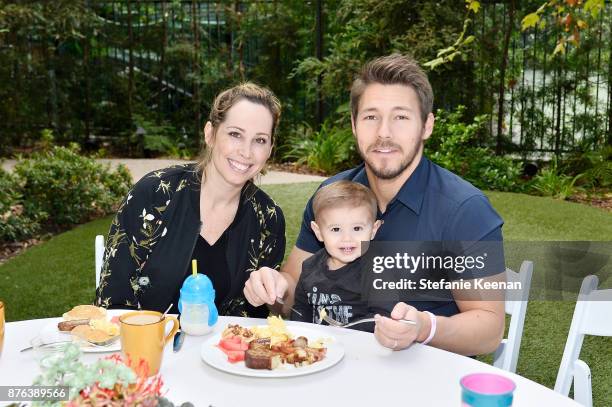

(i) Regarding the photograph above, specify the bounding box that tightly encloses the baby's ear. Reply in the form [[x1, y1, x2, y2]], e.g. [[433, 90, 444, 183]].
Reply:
[[371, 219, 382, 239], [311, 221, 324, 242]]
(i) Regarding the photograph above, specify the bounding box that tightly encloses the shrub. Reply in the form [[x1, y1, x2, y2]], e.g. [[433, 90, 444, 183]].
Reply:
[[532, 158, 583, 200], [281, 121, 358, 174], [14, 145, 132, 227], [0, 168, 46, 242], [563, 144, 612, 190], [426, 106, 524, 192], [132, 114, 192, 159]]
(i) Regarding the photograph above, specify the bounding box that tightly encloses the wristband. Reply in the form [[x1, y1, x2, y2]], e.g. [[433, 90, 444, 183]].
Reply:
[[420, 311, 437, 345]]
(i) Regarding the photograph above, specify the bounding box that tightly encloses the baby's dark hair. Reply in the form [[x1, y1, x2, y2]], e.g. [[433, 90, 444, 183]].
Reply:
[[312, 181, 377, 221]]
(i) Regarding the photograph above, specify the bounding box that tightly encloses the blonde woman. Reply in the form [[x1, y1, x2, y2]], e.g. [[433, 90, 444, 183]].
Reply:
[[96, 83, 286, 318]]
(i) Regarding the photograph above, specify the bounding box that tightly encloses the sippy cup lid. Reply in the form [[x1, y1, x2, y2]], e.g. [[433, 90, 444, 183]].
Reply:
[[179, 273, 215, 304]]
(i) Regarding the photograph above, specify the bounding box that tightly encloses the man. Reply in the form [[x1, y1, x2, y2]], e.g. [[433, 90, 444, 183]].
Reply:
[[244, 54, 505, 356]]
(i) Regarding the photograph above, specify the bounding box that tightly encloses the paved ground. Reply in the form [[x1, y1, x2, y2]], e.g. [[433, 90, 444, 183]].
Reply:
[[1, 158, 326, 185]]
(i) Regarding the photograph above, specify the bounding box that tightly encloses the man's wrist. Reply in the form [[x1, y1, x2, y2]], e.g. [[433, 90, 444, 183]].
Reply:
[[419, 311, 437, 345], [416, 311, 431, 343]]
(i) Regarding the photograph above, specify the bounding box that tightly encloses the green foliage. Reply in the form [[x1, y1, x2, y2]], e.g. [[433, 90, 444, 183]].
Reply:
[[424, 1, 480, 70], [13, 145, 132, 228], [0, 168, 45, 242], [132, 114, 191, 159], [563, 144, 612, 189], [426, 106, 523, 192], [292, 0, 465, 108], [281, 121, 357, 175], [531, 158, 583, 200]]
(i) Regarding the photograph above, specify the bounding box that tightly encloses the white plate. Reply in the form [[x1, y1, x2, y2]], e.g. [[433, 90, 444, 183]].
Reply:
[[39, 309, 128, 353], [200, 324, 344, 378]]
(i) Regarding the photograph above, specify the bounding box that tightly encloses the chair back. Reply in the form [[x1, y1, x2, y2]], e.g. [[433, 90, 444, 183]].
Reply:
[[554, 275, 612, 406], [493, 260, 533, 373], [95, 235, 105, 289]]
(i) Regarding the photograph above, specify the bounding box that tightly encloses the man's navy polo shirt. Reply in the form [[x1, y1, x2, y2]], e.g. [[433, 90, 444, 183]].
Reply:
[[295, 156, 505, 317]]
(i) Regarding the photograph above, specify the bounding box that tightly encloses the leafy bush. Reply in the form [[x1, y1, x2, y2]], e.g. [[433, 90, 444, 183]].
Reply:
[[281, 121, 358, 174], [132, 114, 192, 159], [426, 106, 524, 192], [531, 158, 583, 200], [14, 145, 132, 227], [0, 168, 46, 242], [563, 144, 612, 189]]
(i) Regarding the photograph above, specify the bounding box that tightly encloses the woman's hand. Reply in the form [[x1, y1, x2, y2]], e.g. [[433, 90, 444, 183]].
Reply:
[[374, 302, 429, 351], [244, 267, 289, 306]]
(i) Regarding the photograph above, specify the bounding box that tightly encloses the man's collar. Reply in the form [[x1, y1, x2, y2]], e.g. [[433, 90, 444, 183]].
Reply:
[[395, 156, 429, 214], [354, 156, 429, 215]]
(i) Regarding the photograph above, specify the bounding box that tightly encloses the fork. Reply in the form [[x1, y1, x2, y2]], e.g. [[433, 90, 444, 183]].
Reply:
[[321, 314, 416, 329], [20, 336, 119, 352], [275, 296, 303, 317]]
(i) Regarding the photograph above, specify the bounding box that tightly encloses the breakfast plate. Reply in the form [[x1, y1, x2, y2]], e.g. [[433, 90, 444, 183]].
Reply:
[[200, 324, 344, 378], [38, 309, 127, 353]]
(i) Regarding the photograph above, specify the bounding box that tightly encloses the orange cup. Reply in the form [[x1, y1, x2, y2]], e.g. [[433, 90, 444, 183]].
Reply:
[[119, 310, 179, 376]]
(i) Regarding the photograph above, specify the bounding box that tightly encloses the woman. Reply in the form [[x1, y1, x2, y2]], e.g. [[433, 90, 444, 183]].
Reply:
[[95, 83, 285, 318]]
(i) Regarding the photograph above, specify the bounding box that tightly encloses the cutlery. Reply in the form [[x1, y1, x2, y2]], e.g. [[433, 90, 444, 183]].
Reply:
[[160, 303, 173, 321], [275, 296, 303, 317], [173, 331, 185, 352], [321, 314, 416, 329], [20, 335, 120, 352]]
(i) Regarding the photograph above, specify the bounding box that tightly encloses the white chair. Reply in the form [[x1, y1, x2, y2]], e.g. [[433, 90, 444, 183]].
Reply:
[[493, 260, 533, 373], [554, 275, 612, 407], [95, 235, 105, 289]]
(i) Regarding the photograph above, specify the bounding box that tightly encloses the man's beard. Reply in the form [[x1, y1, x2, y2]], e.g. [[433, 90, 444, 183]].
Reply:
[[358, 139, 422, 180]]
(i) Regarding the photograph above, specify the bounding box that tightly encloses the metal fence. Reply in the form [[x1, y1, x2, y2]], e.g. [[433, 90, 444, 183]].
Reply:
[[475, 2, 612, 156], [1, 1, 610, 156]]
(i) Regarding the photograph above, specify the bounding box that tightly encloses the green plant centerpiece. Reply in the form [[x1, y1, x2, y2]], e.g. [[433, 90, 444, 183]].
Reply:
[[31, 343, 193, 407]]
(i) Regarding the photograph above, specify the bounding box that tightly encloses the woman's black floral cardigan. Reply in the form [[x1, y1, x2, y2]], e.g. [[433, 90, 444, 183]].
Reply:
[[95, 164, 286, 318]]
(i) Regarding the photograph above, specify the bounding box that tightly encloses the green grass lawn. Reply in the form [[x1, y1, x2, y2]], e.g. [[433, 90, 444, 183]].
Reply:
[[1, 183, 611, 404]]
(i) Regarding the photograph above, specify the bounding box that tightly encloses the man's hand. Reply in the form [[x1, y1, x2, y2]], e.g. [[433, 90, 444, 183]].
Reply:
[[244, 267, 289, 306], [374, 302, 429, 351]]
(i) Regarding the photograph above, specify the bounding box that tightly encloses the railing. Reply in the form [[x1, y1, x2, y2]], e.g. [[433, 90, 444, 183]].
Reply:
[[1, 1, 610, 156]]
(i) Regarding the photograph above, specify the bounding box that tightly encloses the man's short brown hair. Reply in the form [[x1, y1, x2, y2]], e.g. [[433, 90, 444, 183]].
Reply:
[[350, 53, 433, 123], [312, 180, 378, 221]]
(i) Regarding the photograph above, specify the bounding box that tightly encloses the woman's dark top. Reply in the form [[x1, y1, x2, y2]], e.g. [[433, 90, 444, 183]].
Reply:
[[183, 233, 231, 311], [95, 163, 286, 318]]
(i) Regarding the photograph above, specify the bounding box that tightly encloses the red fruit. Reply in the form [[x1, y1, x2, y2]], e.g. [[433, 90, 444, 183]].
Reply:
[[219, 337, 248, 351], [226, 350, 246, 363]]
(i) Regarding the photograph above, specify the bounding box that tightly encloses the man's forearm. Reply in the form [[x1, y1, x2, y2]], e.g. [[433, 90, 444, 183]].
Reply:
[[424, 308, 504, 356]]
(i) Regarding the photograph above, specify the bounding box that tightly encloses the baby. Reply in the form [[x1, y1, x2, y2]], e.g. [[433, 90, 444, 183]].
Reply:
[[291, 180, 381, 330]]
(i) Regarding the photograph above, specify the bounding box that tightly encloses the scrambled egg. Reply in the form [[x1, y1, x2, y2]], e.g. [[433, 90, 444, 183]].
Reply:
[[250, 315, 292, 345], [89, 318, 120, 336], [310, 337, 333, 349]]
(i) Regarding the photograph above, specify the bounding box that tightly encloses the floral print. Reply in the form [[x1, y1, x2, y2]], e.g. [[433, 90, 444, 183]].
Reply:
[[95, 164, 285, 318]]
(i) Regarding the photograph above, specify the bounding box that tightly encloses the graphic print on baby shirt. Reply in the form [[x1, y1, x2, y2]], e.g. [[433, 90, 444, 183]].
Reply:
[[308, 286, 353, 324]]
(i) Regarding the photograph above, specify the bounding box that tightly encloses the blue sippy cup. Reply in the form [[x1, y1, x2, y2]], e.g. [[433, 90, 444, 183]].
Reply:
[[178, 260, 218, 336]]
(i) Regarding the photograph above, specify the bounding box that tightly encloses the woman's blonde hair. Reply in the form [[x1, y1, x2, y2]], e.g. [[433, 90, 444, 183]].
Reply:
[[196, 82, 282, 178]]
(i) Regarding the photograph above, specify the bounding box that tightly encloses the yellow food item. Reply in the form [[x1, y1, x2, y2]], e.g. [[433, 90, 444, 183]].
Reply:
[[89, 318, 120, 336], [71, 325, 114, 344], [62, 305, 106, 321], [310, 337, 333, 349], [250, 316, 292, 346]]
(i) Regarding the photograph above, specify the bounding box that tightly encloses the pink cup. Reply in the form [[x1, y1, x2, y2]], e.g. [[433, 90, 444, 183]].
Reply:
[[460, 373, 516, 407]]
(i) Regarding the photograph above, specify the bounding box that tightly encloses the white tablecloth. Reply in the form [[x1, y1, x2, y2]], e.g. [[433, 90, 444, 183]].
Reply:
[[0, 316, 579, 406]]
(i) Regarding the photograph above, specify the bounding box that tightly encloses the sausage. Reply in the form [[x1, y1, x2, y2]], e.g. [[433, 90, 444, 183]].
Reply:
[[57, 319, 90, 332]]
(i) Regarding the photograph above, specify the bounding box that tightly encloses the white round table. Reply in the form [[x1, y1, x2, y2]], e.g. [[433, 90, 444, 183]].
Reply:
[[0, 316, 579, 406]]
